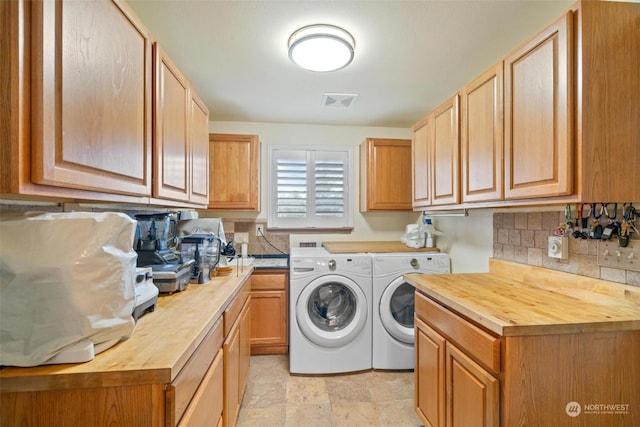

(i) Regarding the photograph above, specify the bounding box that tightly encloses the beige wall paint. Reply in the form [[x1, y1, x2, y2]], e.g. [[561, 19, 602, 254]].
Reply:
[[209, 121, 416, 242], [209, 120, 497, 274]]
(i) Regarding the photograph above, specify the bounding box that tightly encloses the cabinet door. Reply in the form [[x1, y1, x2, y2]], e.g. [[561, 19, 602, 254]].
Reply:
[[431, 95, 460, 206], [412, 116, 431, 209], [250, 290, 288, 354], [30, 0, 152, 196], [504, 12, 573, 199], [154, 44, 190, 202], [415, 317, 445, 427], [189, 92, 210, 205], [460, 64, 504, 203], [238, 298, 251, 403], [446, 343, 499, 427], [223, 322, 240, 427], [209, 133, 260, 211], [177, 348, 223, 427], [360, 138, 412, 211]]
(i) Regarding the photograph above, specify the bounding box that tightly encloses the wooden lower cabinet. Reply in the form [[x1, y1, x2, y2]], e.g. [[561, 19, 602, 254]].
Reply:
[[250, 270, 288, 355], [223, 290, 251, 427], [1, 317, 227, 427], [415, 289, 640, 427], [178, 348, 224, 427], [415, 317, 445, 427], [446, 343, 499, 427], [415, 316, 498, 427]]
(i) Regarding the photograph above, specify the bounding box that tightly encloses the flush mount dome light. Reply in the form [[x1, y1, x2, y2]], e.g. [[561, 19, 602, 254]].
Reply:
[[288, 24, 355, 72]]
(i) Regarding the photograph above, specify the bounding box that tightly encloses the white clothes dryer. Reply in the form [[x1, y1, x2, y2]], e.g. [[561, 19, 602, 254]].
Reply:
[[289, 247, 372, 374], [371, 252, 450, 370]]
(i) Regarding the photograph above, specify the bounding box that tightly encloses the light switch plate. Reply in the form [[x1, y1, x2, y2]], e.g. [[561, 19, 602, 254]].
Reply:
[[548, 236, 568, 259], [235, 232, 249, 244]]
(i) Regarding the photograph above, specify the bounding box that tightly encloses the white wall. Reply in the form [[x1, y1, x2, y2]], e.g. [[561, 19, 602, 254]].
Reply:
[[210, 120, 493, 273]]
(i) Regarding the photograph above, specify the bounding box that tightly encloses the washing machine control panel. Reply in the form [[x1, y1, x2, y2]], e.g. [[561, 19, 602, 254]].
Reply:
[[374, 253, 450, 274]]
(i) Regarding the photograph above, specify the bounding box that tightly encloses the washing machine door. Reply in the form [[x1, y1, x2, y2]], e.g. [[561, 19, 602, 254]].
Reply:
[[379, 275, 415, 344], [296, 274, 368, 348]]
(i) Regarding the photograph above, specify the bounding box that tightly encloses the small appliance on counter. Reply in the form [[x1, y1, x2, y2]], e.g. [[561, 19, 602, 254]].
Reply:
[[133, 267, 159, 321], [150, 261, 194, 293], [134, 213, 180, 266], [180, 233, 222, 283]]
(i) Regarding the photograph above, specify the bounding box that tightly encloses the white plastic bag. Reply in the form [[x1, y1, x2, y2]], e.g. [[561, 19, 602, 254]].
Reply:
[[0, 212, 137, 366]]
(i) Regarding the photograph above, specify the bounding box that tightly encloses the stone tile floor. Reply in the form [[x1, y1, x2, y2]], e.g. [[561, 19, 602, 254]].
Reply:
[[237, 354, 424, 427]]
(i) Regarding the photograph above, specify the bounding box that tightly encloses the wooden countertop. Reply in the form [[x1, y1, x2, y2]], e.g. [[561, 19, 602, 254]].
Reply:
[[322, 241, 440, 253], [0, 267, 253, 392], [406, 259, 640, 337]]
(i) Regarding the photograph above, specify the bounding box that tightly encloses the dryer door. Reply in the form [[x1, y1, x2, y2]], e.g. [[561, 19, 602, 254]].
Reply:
[[296, 274, 368, 348], [379, 275, 415, 344]]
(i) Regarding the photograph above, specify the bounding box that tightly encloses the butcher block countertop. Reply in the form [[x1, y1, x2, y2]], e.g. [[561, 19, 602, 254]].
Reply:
[[0, 266, 253, 393], [406, 259, 640, 337], [322, 241, 440, 253]]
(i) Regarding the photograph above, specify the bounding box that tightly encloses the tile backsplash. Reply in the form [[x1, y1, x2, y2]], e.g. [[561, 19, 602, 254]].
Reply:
[[493, 211, 639, 286], [229, 220, 290, 255]]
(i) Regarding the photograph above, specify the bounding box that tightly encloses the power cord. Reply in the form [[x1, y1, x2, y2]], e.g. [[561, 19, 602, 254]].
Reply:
[[257, 227, 287, 254]]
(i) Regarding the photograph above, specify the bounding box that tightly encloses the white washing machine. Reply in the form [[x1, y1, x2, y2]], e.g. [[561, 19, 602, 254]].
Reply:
[[289, 247, 372, 374], [371, 252, 450, 370]]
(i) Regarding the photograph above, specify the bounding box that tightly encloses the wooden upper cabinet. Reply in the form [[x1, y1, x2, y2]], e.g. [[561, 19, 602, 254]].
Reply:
[[360, 138, 412, 211], [209, 133, 260, 211], [460, 64, 504, 203], [431, 95, 460, 206], [504, 11, 573, 200], [29, 0, 152, 197], [153, 43, 190, 202], [578, 1, 640, 202], [189, 92, 210, 205], [412, 116, 431, 209]]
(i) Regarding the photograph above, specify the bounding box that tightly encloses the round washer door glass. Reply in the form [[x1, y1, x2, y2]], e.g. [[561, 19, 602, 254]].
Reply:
[[308, 282, 356, 331], [297, 274, 368, 348], [379, 276, 415, 344]]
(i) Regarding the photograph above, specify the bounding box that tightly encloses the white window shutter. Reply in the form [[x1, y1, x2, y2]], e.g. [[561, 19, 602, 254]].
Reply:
[[268, 146, 351, 229]]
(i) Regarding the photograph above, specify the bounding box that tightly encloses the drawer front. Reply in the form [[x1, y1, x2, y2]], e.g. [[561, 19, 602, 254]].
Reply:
[[172, 318, 224, 424], [251, 271, 288, 291], [415, 291, 501, 373], [224, 278, 251, 336], [177, 348, 224, 427]]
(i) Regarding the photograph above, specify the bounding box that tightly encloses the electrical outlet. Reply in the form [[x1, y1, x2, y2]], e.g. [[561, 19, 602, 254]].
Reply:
[[255, 224, 264, 237]]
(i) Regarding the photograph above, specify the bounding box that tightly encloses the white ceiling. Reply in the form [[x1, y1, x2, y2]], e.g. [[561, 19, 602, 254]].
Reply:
[[127, 0, 573, 128]]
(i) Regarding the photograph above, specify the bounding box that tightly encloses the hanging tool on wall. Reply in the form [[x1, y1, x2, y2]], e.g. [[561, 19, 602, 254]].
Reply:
[[600, 203, 619, 240], [572, 203, 590, 239], [619, 203, 638, 247], [555, 204, 573, 237], [589, 203, 604, 239]]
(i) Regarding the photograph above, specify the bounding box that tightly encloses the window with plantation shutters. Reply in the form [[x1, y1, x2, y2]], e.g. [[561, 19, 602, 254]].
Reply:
[[268, 146, 352, 229]]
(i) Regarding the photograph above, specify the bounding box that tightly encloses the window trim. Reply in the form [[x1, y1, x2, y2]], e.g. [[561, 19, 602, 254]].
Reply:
[[267, 145, 353, 230]]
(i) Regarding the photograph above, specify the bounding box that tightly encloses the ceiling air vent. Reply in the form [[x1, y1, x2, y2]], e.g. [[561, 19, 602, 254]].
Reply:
[[321, 92, 358, 108]]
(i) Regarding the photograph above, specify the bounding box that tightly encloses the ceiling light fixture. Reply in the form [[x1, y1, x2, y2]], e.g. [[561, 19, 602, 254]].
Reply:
[[288, 24, 355, 72]]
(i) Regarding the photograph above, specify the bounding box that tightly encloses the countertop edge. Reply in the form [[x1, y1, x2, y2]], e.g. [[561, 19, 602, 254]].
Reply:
[[0, 267, 253, 392], [407, 260, 640, 337]]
